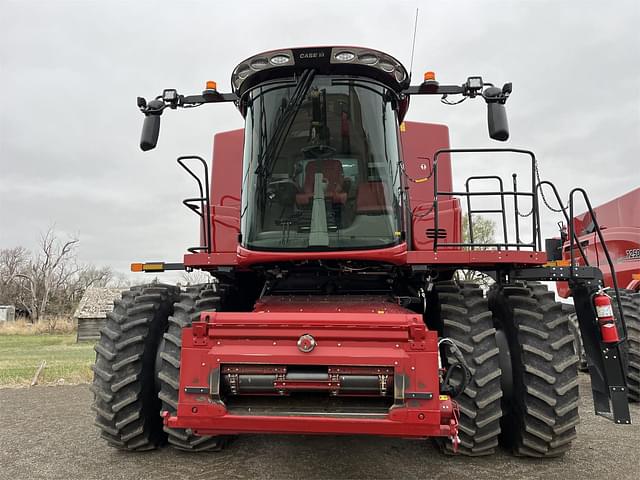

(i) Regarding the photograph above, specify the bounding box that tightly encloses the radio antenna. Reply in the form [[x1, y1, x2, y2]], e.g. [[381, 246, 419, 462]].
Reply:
[[409, 8, 419, 82]]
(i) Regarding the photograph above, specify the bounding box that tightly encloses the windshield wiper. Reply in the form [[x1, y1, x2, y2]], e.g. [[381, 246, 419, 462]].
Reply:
[[257, 68, 316, 178]]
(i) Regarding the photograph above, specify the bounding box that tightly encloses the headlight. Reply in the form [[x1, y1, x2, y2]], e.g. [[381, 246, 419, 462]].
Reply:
[[270, 54, 291, 65], [237, 67, 251, 79], [334, 51, 355, 62], [358, 53, 378, 65], [250, 57, 269, 70], [394, 69, 406, 82], [378, 61, 394, 73]]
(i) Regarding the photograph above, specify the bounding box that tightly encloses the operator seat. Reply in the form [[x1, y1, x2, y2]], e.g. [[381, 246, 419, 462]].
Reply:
[[295, 159, 348, 206]]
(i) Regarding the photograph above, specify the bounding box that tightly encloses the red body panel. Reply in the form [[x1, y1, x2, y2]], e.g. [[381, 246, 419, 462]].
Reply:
[[400, 122, 452, 207], [209, 129, 243, 253], [557, 188, 640, 297], [163, 299, 457, 438], [236, 242, 408, 268], [400, 121, 463, 251], [407, 249, 547, 266]]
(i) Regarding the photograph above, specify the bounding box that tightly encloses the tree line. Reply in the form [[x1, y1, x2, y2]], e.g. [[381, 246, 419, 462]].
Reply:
[[0, 228, 128, 320]]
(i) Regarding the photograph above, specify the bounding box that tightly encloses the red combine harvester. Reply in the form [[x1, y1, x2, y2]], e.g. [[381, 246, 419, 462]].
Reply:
[[551, 188, 640, 400], [92, 46, 632, 457]]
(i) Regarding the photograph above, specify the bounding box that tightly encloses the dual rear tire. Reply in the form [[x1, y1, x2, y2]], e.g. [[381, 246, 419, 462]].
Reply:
[[92, 283, 228, 452], [437, 281, 579, 457], [91, 285, 179, 450]]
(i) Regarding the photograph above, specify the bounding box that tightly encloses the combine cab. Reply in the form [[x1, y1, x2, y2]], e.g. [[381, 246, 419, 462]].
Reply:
[[92, 46, 632, 457]]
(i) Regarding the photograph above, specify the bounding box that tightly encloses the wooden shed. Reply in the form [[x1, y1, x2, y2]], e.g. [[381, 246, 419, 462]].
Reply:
[[74, 287, 125, 342]]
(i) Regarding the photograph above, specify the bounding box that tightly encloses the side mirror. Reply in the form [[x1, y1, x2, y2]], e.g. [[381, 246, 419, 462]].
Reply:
[[139, 99, 165, 151], [484, 87, 509, 141]]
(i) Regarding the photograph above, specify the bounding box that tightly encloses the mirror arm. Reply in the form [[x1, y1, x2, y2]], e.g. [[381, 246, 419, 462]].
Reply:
[[137, 91, 238, 115], [403, 80, 511, 103], [180, 92, 239, 105], [403, 84, 464, 96]]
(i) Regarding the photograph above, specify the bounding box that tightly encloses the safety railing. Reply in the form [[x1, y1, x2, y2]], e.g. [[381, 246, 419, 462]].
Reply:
[[432, 148, 541, 251], [177, 156, 212, 254]]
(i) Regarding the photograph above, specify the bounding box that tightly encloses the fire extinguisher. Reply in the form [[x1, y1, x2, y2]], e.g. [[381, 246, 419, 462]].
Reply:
[[593, 291, 620, 344]]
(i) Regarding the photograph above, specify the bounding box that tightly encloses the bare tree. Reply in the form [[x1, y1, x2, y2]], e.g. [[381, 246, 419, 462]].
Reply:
[[107, 271, 132, 288], [0, 246, 29, 306], [58, 265, 114, 311], [15, 228, 80, 320]]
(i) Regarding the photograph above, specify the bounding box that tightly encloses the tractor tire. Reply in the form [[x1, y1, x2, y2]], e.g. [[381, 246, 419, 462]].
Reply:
[[489, 283, 579, 457], [157, 283, 229, 451], [91, 284, 179, 450], [564, 306, 589, 372], [617, 291, 640, 402], [436, 281, 503, 456]]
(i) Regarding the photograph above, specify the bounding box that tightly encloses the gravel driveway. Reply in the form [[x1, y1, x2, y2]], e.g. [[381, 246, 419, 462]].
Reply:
[[0, 374, 638, 480]]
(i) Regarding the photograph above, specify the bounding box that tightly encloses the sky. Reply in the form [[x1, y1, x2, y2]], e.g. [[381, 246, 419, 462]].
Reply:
[[1, 0, 639, 281]]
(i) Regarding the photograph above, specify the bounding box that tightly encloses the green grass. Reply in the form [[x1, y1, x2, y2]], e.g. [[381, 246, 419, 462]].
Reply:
[[0, 334, 95, 386]]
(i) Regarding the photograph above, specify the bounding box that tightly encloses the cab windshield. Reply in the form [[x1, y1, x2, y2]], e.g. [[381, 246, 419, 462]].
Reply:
[[241, 75, 403, 251]]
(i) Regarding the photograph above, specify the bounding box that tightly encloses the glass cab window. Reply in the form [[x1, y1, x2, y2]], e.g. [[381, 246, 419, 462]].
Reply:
[[241, 75, 403, 251]]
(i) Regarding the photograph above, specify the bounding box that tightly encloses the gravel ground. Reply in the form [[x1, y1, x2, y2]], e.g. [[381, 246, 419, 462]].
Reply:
[[0, 374, 638, 480]]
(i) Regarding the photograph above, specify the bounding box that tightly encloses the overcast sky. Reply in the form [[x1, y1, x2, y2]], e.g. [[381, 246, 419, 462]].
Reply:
[[1, 0, 638, 281]]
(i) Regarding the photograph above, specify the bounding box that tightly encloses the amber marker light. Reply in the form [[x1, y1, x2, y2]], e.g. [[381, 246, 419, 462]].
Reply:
[[423, 71, 436, 81]]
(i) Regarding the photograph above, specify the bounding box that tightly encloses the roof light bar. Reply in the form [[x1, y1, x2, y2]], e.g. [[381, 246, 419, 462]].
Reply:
[[230, 46, 409, 95]]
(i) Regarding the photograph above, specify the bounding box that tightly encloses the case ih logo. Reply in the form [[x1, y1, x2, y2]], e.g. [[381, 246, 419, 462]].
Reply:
[[297, 334, 316, 353], [299, 51, 325, 59]]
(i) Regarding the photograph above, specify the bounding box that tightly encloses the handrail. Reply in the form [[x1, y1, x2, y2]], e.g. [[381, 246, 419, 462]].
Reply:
[[535, 180, 589, 264], [569, 187, 627, 339], [177, 156, 213, 253]]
